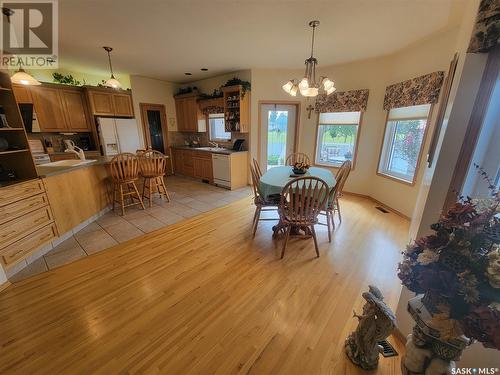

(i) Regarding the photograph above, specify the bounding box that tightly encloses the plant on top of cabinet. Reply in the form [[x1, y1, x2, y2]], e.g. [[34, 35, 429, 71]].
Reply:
[[52, 72, 83, 86]]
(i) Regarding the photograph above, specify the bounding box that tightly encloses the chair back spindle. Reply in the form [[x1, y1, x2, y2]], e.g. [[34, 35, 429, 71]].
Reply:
[[110, 153, 140, 182], [285, 152, 311, 166]]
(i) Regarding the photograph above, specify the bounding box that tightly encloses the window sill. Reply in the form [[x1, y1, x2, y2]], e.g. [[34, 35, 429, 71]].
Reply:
[[376, 171, 415, 186], [313, 161, 356, 172]]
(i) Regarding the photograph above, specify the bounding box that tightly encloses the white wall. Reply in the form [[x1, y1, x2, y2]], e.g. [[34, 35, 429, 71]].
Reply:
[[129, 75, 179, 147], [250, 28, 458, 217]]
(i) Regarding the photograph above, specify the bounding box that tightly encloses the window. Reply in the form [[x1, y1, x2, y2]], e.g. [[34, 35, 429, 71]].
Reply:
[[209, 113, 231, 141], [377, 104, 431, 184], [315, 111, 361, 167]]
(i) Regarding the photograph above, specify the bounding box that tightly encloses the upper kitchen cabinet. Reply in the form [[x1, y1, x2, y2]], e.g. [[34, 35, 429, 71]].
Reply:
[[85, 87, 134, 117], [12, 84, 33, 103], [30, 85, 93, 132], [222, 85, 250, 133], [30, 86, 69, 132], [174, 93, 205, 132], [59, 88, 92, 132]]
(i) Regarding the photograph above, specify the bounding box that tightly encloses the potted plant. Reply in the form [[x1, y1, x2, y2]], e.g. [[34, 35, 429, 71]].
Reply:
[[398, 167, 499, 374]]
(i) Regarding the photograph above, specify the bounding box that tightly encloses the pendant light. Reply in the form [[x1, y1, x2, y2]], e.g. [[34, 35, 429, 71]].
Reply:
[[103, 46, 121, 89], [282, 20, 335, 98], [11, 67, 41, 85]]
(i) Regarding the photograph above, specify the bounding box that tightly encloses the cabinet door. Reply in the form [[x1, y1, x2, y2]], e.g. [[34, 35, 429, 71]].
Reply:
[[193, 157, 213, 181], [112, 93, 134, 117], [60, 89, 91, 131], [88, 91, 114, 116], [185, 98, 199, 132], [183, 150, 195, 176], [173, 150, 184, 175], [175, 98, 186, 131], [12, 84, 32, 103], [31, 86, 68, 132]]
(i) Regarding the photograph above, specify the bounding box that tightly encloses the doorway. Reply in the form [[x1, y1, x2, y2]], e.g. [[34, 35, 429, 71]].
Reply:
[[139, 103, 172, 174], [259, 103, 299, 170]]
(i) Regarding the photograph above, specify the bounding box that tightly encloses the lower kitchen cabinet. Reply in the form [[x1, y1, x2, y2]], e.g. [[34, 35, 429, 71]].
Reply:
[[172, 148, 248, 190]]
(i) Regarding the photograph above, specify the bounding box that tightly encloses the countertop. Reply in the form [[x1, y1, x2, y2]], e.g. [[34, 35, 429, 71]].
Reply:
[[171, 145, 248, 155], [36, 156, 113, 178]]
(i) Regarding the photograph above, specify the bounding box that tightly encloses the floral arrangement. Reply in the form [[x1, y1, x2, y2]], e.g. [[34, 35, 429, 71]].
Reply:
[[398, 166, 500, 349], [293, 162, 310, 174]]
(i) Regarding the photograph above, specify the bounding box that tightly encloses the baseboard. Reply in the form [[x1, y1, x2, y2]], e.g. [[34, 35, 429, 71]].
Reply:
[[343, 191, 411, 221], [0, 280, 11, 294]]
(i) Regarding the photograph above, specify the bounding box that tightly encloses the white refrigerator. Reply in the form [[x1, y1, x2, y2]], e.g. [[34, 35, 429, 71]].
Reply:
[[97, 117, 141, 156]]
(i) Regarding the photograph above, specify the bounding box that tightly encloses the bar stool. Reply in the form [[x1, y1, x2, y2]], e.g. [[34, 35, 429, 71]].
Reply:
[[138, 150, 170, 207], [110, 153, 145, 215]]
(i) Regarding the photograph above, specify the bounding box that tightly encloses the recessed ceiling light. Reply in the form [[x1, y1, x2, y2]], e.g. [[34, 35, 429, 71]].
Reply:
[[184, 72, 192, 76], [200, 68, 208, 71]]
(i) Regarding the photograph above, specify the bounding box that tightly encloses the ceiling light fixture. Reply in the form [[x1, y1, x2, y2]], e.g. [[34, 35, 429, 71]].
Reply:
[[184, 72, 192, 76], [102, 46, 121, 89], [200, 68, 208, 71], [10, 64, 41, 86], [282, 20, 335, 98]]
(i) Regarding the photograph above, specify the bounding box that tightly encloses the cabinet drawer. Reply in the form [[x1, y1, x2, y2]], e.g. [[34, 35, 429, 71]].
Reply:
[[0, 193, 49, 225], [0, 224, 57, 267], [0, 179, 45, 207], [0, 206, 53, 250]]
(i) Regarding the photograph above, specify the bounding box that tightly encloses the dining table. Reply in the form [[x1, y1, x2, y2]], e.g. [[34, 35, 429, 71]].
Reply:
[[259, 165, 337, 236]]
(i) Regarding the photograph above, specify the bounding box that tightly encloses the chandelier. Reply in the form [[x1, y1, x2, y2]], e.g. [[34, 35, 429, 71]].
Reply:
[[282, 20, 335, 97], [103, 46, 121, 89]]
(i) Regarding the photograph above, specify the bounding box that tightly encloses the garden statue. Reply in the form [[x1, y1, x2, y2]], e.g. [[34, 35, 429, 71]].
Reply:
[[345, 285, 397, 370]]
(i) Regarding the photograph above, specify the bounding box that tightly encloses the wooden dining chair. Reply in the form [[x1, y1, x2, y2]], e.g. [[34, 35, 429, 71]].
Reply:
[[138, 150, 170, 207], [278, 176, 329, 258], [110, 153, 145, 216], [319, 160, 352, 241], [252, 158, 263, 178], [250, 161, 280, 236], [285, 152, 311, 166]]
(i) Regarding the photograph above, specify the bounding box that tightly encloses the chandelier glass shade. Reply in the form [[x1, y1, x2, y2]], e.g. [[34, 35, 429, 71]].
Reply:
[[282, 20, 335, 98], [11, 67, 41, 86]]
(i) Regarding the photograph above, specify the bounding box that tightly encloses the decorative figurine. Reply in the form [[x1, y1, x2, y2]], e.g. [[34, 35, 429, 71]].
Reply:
[[345, 285, 397, 370]]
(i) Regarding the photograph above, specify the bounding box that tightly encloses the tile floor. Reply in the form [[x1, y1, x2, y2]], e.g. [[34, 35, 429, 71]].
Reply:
[[10, 176, 252, 283]]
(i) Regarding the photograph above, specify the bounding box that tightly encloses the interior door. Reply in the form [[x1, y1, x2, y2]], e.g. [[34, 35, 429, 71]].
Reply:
[[260, 103, 298, 170], [140, 103, 172, 174]]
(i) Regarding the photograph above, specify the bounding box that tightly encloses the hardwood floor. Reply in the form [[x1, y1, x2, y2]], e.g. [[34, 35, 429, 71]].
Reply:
[[0, 195, 409, 374]]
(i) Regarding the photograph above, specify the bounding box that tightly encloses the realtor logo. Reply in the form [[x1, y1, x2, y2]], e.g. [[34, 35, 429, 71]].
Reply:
[[0, 0, 58, 68]]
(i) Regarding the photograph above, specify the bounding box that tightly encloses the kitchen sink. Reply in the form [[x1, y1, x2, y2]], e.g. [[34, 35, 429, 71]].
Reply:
[[43, 159, 97, 167]]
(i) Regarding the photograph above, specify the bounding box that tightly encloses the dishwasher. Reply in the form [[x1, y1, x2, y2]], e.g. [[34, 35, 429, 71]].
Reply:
[[212, 154, 231, 188]]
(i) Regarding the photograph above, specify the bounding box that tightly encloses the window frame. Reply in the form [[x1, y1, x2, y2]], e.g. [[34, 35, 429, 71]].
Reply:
[[313, 111, 364, 170], [376, 105, 434, 186], [208, 113, 231, 142]]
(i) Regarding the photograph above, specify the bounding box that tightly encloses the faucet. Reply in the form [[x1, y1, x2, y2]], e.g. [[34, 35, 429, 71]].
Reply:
[[208, 141, 219, 148]]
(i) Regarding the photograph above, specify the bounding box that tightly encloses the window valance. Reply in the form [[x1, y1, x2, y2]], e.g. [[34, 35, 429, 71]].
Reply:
[[201, 105, 224, 115], [468, 0, 500, 53], [383, 71, 444, 110], [314, 89, 369, 113]]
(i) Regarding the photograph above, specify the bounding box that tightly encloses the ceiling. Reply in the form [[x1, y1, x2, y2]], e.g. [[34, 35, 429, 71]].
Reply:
[[57, 0, 466, 83]]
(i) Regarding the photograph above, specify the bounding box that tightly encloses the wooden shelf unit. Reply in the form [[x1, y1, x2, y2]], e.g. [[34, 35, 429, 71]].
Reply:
[[222, 85, 250, 133], [0, 71, 37, 185]]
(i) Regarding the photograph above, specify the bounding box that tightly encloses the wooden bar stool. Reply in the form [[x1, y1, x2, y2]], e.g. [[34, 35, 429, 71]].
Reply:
[[110, 153, 145, 215], [138, 150, 170, 207]]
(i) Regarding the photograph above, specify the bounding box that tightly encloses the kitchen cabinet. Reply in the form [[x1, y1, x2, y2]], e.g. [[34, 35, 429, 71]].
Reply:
[[0, 179, 57, 268], [12, 84, 33, 103], [193, 152, 213, 182], [60, 88, 92, 131], [31, 86, 68, 132], [86, 88, 134, 117], [172, 148, 248, 189], [174, 93, 205, 132], [29, 85, 93, 133]]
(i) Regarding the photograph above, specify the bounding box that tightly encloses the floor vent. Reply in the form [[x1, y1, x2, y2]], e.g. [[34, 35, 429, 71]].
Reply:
[[375, 206, 389, 213], [378, 340, 398, 357]]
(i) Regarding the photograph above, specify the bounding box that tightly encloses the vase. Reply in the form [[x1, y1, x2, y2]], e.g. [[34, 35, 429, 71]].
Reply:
[[401, 295, 470, 375]]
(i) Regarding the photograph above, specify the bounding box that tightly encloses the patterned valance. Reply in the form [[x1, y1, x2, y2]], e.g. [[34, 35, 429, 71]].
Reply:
[[201, 105, 224, 115], [383, 71, 444, 110], [468, 0, 500, 53], [314, 89, 369, 113]]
